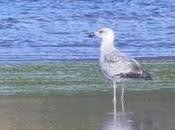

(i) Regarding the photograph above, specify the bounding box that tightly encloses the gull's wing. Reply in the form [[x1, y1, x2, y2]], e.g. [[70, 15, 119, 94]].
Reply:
[[103, 50, 152, 80]]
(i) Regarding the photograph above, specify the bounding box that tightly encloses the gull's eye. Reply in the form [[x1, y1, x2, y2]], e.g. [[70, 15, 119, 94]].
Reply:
[[99, 30, 104, 33]]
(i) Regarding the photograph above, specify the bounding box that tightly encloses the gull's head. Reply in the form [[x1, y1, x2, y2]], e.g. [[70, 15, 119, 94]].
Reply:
[[89, 28, 115, 42]]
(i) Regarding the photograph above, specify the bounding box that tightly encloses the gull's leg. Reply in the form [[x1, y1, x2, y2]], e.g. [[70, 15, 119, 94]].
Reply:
[[121, 86, 124, 101], [113, 81, 117, 125], [121, 97, 125, 114], [113, 93, 117, 125], [113, 81, 117, 102]]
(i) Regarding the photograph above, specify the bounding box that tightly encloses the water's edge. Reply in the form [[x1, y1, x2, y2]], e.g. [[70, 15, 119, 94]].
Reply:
[[0, 59, 174, 96]]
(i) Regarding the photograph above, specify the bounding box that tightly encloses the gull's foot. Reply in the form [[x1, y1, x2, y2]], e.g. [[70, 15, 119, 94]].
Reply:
[[113, 98, 117, 103], [120, 97, 125, 102]]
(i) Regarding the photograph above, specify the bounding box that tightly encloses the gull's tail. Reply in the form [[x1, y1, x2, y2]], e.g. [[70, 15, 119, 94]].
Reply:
[[119, 70, 153, 80], [141, 70, 153, 80]]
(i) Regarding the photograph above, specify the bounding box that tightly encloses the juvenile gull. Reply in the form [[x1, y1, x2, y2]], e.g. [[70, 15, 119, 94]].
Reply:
[[89, 28, 152, 101]]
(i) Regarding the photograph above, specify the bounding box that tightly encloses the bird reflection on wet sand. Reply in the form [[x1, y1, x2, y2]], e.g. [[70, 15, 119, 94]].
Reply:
[[103, 97, 134, 130]]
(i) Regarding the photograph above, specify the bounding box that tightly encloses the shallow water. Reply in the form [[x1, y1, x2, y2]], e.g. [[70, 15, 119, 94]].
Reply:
[[0, 92, 175, 130], [0, 59, 174, 96], [0, 0, 175, 61]]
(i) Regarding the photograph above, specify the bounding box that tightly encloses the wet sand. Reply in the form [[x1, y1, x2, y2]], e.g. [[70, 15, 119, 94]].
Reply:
[[0, 92, 174, 130]]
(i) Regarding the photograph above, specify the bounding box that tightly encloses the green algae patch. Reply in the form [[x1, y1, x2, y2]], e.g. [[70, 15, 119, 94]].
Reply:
[[0, 60, 174, 96]]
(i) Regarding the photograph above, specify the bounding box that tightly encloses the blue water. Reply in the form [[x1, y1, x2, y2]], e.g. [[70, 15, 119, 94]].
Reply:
[[0, 0, 175, 62]]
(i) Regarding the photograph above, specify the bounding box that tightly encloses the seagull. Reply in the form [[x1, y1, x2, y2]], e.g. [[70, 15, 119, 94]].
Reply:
[[89, 28, 152, 101]]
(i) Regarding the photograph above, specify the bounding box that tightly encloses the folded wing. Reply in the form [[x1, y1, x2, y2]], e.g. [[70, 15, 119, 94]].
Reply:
[[101, 50, 152, 80]]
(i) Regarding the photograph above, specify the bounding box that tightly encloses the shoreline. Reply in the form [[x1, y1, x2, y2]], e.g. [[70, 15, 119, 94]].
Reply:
[[0, 58, 173, 96]]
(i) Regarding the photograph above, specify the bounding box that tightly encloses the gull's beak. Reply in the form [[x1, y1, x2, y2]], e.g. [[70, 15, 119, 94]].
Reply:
[[88, 32, 95, 38]]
